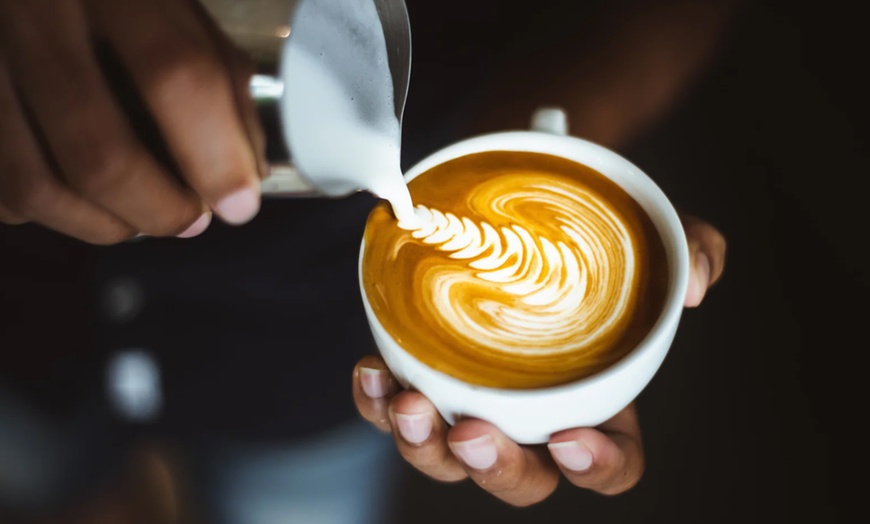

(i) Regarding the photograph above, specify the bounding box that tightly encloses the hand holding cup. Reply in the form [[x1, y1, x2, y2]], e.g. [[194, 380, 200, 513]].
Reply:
[[353, 117, 726, 504]]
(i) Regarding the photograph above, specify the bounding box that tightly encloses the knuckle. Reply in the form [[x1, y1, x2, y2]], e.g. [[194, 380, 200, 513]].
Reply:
[[70, 146, 131, 199]]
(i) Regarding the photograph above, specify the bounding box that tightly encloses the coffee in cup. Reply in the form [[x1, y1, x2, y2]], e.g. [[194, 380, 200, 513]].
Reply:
[[358, 109, 689, 443], [362, 151, 668, 389]]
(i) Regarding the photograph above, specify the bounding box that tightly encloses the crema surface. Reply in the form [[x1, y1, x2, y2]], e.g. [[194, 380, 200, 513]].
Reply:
[[363, 152, 668, 389]]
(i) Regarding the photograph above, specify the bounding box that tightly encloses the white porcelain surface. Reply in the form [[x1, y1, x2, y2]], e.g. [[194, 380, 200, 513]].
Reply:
[[359, 128, 689, 444]]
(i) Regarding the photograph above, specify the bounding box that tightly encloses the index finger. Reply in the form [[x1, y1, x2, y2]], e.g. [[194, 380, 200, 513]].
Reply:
[[86, 0, 261, 225]]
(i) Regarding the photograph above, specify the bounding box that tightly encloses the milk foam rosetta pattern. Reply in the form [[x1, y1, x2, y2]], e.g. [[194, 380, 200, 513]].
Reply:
[[399, 181, 638, 357]]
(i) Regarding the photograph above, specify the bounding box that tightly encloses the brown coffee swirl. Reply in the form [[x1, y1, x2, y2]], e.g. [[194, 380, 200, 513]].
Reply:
[[362, 152, 668, 389]]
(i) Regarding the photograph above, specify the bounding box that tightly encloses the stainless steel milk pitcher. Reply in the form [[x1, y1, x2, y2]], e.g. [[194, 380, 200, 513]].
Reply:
[[200, 0, 412, 197]]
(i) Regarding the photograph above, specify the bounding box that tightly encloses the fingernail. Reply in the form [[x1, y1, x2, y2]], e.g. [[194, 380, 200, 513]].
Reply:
[[687, 251, 711, 307], [450, 435, 497, 471], [216, 187, 260, 225], [548, 441, 593, 472], [359, 367, 390, 399], [696, 251, 711, 292], [685, 250, 710, 307], [177, 213, 212, 238], [396, 413, 432, 445]]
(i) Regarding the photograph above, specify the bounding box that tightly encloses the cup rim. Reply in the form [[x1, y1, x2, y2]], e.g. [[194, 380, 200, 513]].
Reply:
[[359, 129, 690, 398]]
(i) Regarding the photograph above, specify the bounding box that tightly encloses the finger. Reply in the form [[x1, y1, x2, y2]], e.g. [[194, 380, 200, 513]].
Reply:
[[0, 1, 206, 238], [681, 214, 727, 307], [0, 200, 28, 225], [0, 54, 135, 243], [86, 0, 261, 225], [223, 48, 268, 181], [548, 403, 645, 495], [447, 420, 560, 507], [187, 0, 268, 180], [352, 356, 399, 432], [388, 391, 468, 483]]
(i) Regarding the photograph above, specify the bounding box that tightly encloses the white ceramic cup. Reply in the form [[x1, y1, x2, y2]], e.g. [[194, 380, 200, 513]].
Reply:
[[358, 109, 690, 444]]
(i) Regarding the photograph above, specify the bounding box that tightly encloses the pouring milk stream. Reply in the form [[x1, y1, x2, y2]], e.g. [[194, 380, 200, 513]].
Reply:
[[279, 0, 417, 226]]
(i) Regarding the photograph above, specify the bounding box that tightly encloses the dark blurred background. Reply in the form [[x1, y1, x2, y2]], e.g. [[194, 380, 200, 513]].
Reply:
[[394, 2, 857, 522], [1, 0, 859, 522]]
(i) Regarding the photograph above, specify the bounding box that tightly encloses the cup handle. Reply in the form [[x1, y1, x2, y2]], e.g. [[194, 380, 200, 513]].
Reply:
[[530, 107, 569, 136]]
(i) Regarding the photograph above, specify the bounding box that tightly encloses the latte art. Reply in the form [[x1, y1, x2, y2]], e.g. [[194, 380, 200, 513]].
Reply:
[[363, 152, 668, 389], [404, 181, 635, 357]]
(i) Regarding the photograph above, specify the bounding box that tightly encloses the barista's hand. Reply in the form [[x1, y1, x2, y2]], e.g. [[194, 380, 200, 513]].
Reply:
[[0, 0, 266, 244], [352, 215, 725, 506]]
